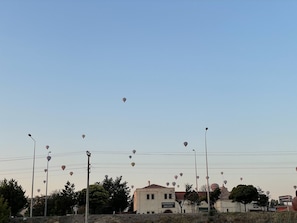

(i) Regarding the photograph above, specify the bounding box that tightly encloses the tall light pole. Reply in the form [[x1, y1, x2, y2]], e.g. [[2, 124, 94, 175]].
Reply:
[[44, 148, 51, 217], [28, 134, 36, 218], [85, 150, 91, 223], [192, 149, 198, 192], [205, 127, 211, 214]]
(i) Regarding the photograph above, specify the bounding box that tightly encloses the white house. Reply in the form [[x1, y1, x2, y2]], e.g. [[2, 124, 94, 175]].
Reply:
[[133, 184, 177, 214], [214, 185, 262, 213], [133, 183, 207, 214]]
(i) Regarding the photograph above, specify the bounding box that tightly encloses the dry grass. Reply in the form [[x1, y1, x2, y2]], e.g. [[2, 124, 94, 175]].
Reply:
[[10, 212, 297, 223]]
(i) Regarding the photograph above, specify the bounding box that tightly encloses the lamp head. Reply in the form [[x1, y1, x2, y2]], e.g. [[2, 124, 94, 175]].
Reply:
[[86, 151, 91, 157]]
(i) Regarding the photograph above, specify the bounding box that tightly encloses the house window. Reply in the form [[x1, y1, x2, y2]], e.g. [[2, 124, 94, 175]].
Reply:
[[164, 194, 167, 199], [147, 211, 150, 214], [151, 194, 155, 199], [147, 194, 150, 200], [169, 194, 172, 199]]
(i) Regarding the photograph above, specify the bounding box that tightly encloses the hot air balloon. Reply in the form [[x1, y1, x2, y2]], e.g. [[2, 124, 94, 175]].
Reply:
[[224, 180, 227, 185], [211, 183, 219, 191], [82, 134, 85, 139], [180, 173, 183, 177], [61, 165, 66, 170], [46, 145, 49, 150], [43, 180, 46, 184], [131, 162, 135, 167], [206, 127, 208, 131], [172, 182, 176, 186], [196, 176, 199, 179], [184, 142, 188, 147], [122, 97, 126, 103], [131, 185, 134, 189], [240, 177, 243, 181], [177, 185, 180, 188], [174, 175, 178, 180], [129, 155, 132, 159], [294, 186, 297, 190], [70, 171, 73, 176], [221, 171, 223, 175], [47, 155, 51, 161], [132, 149, 136, 154], [44, 169, 47, 172], [37, 189, 40, 193], [166, 182, 169, 186]]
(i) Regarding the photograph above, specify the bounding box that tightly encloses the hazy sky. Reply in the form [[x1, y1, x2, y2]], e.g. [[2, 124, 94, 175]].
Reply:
[[1, 1, 296, 201]]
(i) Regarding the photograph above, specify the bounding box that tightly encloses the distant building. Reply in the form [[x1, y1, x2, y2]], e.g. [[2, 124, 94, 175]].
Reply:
[[133, 183, 269, 214], [133, 184, 177, 214], [133, 183, 207, 214], [214, 185, 263, 213]]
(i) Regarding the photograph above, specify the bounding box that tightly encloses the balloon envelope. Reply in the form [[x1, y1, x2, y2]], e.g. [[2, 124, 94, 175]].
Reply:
[[224, 180, 227, 184], [132, 149, 136, 154], [174, 175, 178, 180], [129, 155, 132, 159], [131, 162, 135, 167], [46, 145, 49, 150], [82, 134, 85, 139], [166, 182, 169, 186], [122, 97, 126, 102], [184, 142, 188, 147], [180, 173, 183, 177], [61, 165, 66, 170], [70, 171, 73, 176]]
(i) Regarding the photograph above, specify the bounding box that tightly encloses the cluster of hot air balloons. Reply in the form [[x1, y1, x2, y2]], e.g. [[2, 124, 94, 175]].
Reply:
[[129, 149, 136, 167], [61, 164, 74, 176]]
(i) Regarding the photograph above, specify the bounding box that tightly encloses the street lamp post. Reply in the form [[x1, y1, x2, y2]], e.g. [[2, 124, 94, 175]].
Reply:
[[28, 134, 36, 218], [193, 149, 198, 192], [205, 127, 211, 214], [85, 151, 91, 223], [44, 149, 51, 217]]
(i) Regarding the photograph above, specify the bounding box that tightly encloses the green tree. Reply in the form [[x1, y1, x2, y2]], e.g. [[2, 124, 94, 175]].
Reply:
[[210, 187, 221, 207], [101, 176, 130, 213], [258, 194, 269, 211], [176, 184, 199, 213], [78, 184, 109, 214], [0, 196, 10, 223], [49, 181, 78, 215], [32, 195, 45, 216], [0, 179, 27, 216], [229, 184, 259, 212]]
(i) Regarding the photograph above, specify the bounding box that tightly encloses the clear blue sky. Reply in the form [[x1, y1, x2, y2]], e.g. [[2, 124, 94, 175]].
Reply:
[[1, 0, 296, 201]]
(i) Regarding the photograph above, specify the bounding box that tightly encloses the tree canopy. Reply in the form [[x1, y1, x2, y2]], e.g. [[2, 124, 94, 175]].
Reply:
[[229, 184, 259, 212], [101, 175, 131, 213], [0, 196, 10, 223], [78, 184, 109, 214], [0, 178, 27, 216]]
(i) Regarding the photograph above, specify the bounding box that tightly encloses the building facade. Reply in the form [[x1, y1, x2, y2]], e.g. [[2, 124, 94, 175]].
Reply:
[[133, 184, 177, 214]]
